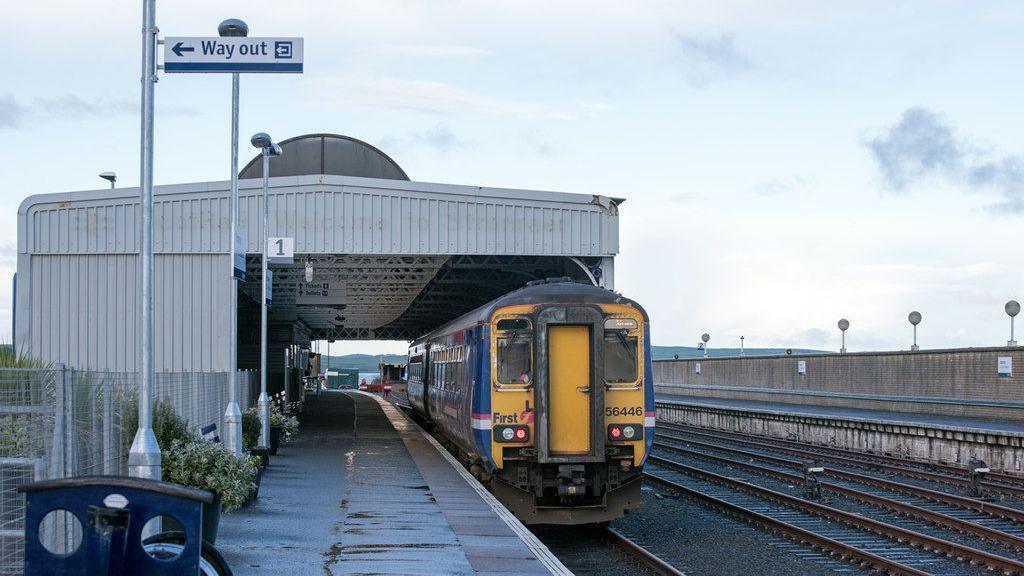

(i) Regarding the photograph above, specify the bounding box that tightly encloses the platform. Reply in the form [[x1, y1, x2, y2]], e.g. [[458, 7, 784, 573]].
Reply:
[[655, 393, 1024, 436], [216, 391, 567, 575]]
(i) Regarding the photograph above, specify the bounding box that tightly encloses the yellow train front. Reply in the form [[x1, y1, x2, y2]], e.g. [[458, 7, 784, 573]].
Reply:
[[405, 279, 654, 524]]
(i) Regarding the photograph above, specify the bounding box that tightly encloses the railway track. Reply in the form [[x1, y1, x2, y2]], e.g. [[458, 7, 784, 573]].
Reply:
[[658, 421, 1024, 499], [654, 429, 1024, 523], [652, 435, 1024, 552], [603, 528, 685, 576], [646, 454, 1024, 575], [531, 524, 683, 576]]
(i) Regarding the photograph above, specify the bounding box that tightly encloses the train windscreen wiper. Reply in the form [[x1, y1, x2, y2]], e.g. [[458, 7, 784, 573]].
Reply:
[[612, 330, 637, 363]]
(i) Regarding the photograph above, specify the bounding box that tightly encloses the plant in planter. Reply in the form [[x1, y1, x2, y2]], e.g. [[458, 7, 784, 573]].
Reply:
[[255, 403, 298, 455], [162, 439, 257, 543], [242, 408, 269, 471], [241, 409, 261, 451]]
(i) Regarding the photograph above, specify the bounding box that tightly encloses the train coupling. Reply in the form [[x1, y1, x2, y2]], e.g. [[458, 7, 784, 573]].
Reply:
[[557, 464, 587, 496]]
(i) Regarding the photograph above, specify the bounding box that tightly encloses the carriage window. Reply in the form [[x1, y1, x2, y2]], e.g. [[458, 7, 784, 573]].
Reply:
[[408, 361, 422, 380], [604, 330, 638, 384], [496, 318, 533, 385]]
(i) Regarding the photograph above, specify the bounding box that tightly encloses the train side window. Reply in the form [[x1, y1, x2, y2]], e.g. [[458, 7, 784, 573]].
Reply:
[[496, 318, 532, 386], [604, 329, 638, 384]]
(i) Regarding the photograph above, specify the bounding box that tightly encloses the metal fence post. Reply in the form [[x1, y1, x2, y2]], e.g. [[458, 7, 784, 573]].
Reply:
[[64, 368, 77, 478], [103, 376, 113, 475], [192, 372, 201, 434], [48, 364, 66, 480]]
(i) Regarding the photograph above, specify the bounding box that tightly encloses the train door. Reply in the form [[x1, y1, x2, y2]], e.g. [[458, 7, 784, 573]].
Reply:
[[547, 325, 591, 454]]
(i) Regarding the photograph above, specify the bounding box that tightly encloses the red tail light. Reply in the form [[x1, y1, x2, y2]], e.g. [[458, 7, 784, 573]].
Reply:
[[607, 424, 642, 442], [495, 425, 531, 443]]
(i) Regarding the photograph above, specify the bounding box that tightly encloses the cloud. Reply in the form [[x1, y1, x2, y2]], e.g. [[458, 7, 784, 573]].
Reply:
[[314, 77, 575, 120], [674, 33, 752, 85], [749, 175, 806, 196], [377, 44, 492, 59], [866, 107, 962, 190], [0, 94, 25, 128], [867, 107, 1024, 211], [0, 93, 197, 130], [378, 124, 471, 155], [410, 125, 468, 153]]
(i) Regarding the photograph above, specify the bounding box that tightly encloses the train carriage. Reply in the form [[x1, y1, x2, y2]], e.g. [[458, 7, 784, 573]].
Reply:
[[404, 279, 654, 524]]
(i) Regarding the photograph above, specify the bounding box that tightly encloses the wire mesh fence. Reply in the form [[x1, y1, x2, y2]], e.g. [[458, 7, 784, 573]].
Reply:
[[0, 367, 257, 574]]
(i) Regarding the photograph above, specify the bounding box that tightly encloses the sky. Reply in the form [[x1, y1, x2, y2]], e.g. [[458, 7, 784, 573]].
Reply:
[[1, 1, 1021, 356]]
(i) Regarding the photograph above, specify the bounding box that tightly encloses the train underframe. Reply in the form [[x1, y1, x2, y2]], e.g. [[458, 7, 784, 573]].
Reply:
[[488, 458, 644, 524]]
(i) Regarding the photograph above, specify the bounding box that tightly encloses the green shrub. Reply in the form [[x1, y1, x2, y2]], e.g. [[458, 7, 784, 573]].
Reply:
[[121, 397, 197, 456], [0, 348, 51, 458], [162, 439, 257, 512], [268, 403, 299, 443], [241, 409, 261, 451]]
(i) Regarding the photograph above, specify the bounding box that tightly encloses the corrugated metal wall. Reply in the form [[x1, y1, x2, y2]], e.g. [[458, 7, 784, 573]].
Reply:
[[19, 176, 618, 257], [16, 174, 619, 371], [20, 253, 229, 371]]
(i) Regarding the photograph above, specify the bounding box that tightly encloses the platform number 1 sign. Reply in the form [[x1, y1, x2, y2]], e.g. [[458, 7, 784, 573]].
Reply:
[[268, 237, 294, 264]]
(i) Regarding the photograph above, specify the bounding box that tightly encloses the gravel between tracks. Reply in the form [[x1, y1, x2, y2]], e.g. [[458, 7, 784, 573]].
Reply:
[[610, 484, 852, 576]]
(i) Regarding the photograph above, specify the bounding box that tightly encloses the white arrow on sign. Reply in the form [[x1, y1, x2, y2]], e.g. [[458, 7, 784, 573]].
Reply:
[[267, 237, 294, 264], [164, 37, 303, 73]]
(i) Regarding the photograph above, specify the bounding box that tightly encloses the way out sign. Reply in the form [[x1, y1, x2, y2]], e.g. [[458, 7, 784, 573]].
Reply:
[[163, 37, 303, 73]]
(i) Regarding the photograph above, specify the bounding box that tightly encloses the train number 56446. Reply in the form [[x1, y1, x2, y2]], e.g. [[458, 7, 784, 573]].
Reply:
[[605, 406, 643, 417]]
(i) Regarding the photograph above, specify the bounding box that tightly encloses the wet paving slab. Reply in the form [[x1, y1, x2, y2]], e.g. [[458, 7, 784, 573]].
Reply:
[[217, 391, 554, 575]]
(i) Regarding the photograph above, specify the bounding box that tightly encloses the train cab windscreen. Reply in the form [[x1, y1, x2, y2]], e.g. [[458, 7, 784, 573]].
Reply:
[[604, 318, 638, 384], [496, 318, 533, 385]]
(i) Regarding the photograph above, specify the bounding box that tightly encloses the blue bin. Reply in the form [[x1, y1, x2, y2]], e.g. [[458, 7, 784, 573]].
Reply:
[[19, 475, 214, 576]]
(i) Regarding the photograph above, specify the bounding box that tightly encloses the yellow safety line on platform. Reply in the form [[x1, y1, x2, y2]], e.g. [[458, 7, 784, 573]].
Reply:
[[361, 391, 574, 576]]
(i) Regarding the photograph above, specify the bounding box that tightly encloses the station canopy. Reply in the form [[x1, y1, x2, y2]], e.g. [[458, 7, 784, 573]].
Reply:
[[237, 135, 620, 341], [16, 133, 622, 372]]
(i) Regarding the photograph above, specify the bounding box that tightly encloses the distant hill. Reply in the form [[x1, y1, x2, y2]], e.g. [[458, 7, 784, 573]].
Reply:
[[319, 346, 826, 371], [651, 346, 827, 360], [320, 353, 405, 372]]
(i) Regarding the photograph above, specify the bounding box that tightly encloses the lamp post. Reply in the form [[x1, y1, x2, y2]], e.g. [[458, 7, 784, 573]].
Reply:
[[220, 17, 248, 457], [1006, 300, 1020, 346], [740, 335, 745, 357], [701, 333, 710, 359], [128, 0, 160, 480], [908, 311, 922, 351], [838, 318, 849, 354], [252, 132, 282, 449], [99, 172, 117, 189]]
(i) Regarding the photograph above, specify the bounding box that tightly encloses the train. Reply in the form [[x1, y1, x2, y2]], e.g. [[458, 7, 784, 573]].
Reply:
[[400, 278, 654, 524]]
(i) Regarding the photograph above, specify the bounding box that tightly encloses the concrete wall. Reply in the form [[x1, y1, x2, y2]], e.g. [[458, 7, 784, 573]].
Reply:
[[654, 347, 1024, 421], [655, 401, 1024, 472]]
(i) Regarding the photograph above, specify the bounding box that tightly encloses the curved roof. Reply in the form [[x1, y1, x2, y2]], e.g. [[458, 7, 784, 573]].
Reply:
[[239, 133, 409, 180]]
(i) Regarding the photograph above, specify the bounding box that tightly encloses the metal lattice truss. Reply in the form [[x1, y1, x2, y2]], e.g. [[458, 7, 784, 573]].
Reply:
[[242, 254, 448, 336], [241, 254, 601, 341]]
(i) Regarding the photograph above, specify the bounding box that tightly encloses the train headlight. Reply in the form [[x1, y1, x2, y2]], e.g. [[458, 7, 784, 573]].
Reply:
[[495, 426, 530, 443], [607, 424, 643, 442]]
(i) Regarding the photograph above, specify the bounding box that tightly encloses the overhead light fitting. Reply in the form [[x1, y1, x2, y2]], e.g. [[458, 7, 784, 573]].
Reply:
[[304, 259, 314, 283]]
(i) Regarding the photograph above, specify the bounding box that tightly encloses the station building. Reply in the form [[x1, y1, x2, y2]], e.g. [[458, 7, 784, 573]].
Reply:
[[15, 134, 621, 390]]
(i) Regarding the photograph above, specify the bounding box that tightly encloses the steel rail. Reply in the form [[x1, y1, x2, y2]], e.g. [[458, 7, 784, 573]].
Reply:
[[648, 454, 1024, 575], [642, 472, 930, 576], [653, 438, 1024, 552], [657, 428, 1024, 525], [658, 421, 1024, 498], [603, 528, 685, 576]]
